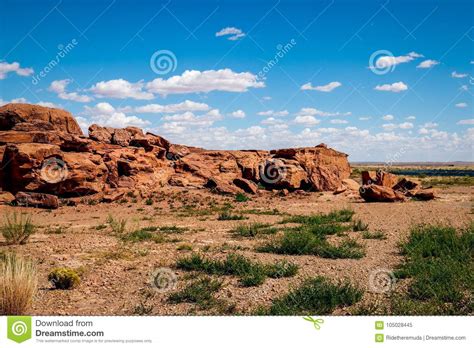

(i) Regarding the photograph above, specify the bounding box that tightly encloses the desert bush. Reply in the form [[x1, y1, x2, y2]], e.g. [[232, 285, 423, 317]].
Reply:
[[48, 268, 80, 290], [1, 213, 36, 244], [217, 211, 247, 221], [231, 223, 275, 237], [257, 276, 362, 315], [282, 209, 354, 225], [145, 198, 153, 205], [121, 229, 165, 243], [235, 193, 250, 202], [107, 215, 127, 235], [352, 219, 369, 232], [0, 253, 37, 315]]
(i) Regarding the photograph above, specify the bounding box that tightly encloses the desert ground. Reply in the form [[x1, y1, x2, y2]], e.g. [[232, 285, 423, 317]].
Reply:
[[1, 169, 472, 316]]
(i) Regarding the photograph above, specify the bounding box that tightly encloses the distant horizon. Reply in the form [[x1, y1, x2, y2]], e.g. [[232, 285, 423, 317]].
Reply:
[[1, 0, 473, 162]]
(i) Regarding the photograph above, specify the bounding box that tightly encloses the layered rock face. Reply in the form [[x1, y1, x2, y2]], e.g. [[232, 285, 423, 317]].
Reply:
[[0, 103, 352, 208]]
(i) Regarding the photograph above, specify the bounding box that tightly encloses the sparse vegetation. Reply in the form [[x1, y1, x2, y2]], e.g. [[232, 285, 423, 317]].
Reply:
[[362, 231, 386, 239], [391, 224, 473, 314], [257, 276, 363, 315], [235, 193, 250, 202], [145, 198, 153, 205], [231, 223, 277, 237], [421, 176, 474, 187], [0, 253, 37, 315], [169, 276, 222, 308], [258, 209, 365, 259], [217, 211, 247, 221], [121, 229, 165, 243], [107, 215, 127, 235], [48, 267, 80, 290], [1, 213, 36, 245], [176, 253, 298, 287]]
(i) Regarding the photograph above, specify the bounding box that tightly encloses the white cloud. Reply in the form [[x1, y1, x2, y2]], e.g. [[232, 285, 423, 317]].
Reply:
[[126, 100, 210, 113], [372, 52, 423, 71], [83, 102, 150, 128], [162, 109, 223, 127], [216, 27, 246, 41], [405, 115, 416, 120], [457, 119, 474, 125], [146, 69, 264, 96], [375, 81, 408, 92], [0, 97, 28, 106], [451, 71, 467, 78], [36, 101, 61, 108], [359, 117, 371, 121], [301, 81, 342, 92], [89, 79, 154, 100], [460, 85, 468, 91], [230, 109, 246, 118], [382, 123, 397, 131], [330, 119, 348, 124], [417, 59, 439, 69], [421, 122, 438, 128], [293, 115, 320, 125], [0, 61, 34, 79], [382, 114, 394, 121], [455, 102, 468, 108], [261, 117, 283, 125], [257, 110, 289, 117], [399, 122, 414, 129], [295, 107, 350, 117], [49, 79, 93, 102]]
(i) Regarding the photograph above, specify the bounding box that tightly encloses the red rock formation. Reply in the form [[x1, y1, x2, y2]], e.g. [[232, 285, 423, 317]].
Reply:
[[0, 103, 354, 208]]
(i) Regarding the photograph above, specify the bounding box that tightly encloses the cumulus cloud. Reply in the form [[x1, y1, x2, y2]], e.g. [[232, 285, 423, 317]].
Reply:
[[0, 97, 27, 106], [83, 102, 150, 129], [89, 79, 153, 100], [455, 102, 468, 108], [405, 115, 416, 120], [295, 107, 350, 117], [49, 79, 93, 102], [124, 100, 210, 114], [451, 71, 467, 78], [371, 52, 423, 71], [146, 69, 264, 96], [330, 119, 348, 124], [375, 81, 408, 92], [382, 114, 394, 121], [0, 61, 34, 79], [301, 81, 342, 92], [293, 115, 320, 126], [215, 27, 246, 40], [417, 59, 439, 69], [230, 109, 246, 118], [457, 119, 474, 125], [359, 117, 371, 121], [257, 110, 289, 117]]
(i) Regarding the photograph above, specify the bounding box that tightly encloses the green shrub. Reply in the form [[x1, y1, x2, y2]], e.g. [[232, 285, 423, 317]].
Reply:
[[282, 209, 354, 225], [259, 276, 362, 315], [121, 229, 165, 243], [231, 223, 274, 237], [145, 198, 153, 205], [48, 268, 80, 290], [362, 231, 386, 239], [235, 193, 250, 202], [169, 276, 222, 308], [107, 215, 127, 234], [1, 213, 36, 245], [176, 253, 297, 287]]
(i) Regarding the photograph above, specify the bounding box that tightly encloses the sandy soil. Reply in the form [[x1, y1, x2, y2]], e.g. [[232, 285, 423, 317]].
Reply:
[[0, 185, 472, 315]]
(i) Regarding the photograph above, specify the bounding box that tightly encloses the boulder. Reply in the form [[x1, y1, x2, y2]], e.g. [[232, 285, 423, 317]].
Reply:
[[0, 191, 15, 204], [89, 124, 112, 143], [362, 170, 398, 187], [392, 178, 420, 192], [359, 184, 406, 202], [0, 103, 82, 135], [342, 178, 360, 191], [205, 177, 242, 195], [413, 188, 436, 201], [15, 191, 59, 209], [233, 177, 258, 194]]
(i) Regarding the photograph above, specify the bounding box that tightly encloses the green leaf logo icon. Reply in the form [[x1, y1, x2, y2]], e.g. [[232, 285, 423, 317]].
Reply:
[[7, 316, 32, 343], [303, 316, 324, 330]]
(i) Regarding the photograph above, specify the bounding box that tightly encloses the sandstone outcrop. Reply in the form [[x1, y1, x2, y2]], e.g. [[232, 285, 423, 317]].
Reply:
[[0, 103, 354, 208]]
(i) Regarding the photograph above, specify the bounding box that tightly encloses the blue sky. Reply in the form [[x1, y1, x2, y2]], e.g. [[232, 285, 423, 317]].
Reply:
[[1, 0, 473, 161]]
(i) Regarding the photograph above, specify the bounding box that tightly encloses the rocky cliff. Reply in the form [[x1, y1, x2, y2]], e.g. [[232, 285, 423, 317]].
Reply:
[[0, 103, 352, 208]]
